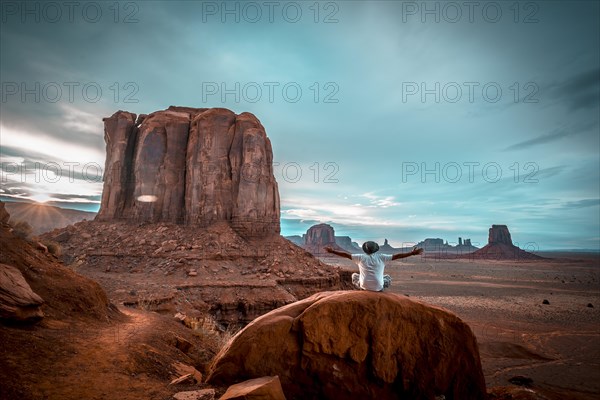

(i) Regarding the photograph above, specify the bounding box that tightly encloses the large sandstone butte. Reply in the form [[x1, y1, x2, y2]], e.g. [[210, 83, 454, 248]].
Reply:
[[303, 223, 347, 255], [97, 106, 280, 238], [470, 224, 543, 260], [44, 108, 344, 328], [488, 224, 513, 244], [207, 291, 487, 400]]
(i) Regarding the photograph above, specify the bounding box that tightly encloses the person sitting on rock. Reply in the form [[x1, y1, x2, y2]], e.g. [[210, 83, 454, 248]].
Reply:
[[324, 241, 423, 292]]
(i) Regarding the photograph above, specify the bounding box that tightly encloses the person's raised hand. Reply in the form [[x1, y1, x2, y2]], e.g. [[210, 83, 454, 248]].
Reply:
[[412, 247, 424, 255]]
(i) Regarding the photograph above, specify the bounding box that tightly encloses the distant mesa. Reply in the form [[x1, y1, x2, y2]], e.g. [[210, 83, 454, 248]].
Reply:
[[416, 238, 445, 250], [336, 235, 361, 253], [305, 223, 336, 247], [97, 106, 280, 239], [285, 227, 360, 254], [413, 237, 477, 253], [379, 238, 399, 252], [458, 237, 473, 247], [284, 235, 304, 247], [302, 223, 348, 254], [488, 224, 512, 245], [469, 225, 543, 260], [288, 225, 480, 256]]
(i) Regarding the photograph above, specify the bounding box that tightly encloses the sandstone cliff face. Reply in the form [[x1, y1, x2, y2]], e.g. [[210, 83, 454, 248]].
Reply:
[[97, 107, 280, 238], [303, 223, 346, 255], [97, 111, 138, 221], [305, 223, 336, 246], [207, 291, 487, 400], [488, 224, 513, 245]]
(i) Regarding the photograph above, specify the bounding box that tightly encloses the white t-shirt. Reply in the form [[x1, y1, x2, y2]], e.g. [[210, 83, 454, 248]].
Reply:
[[351, 253, 393, 291]]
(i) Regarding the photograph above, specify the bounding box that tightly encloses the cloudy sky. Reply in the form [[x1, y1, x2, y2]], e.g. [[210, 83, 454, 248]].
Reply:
[[1, 1, 598, 250]]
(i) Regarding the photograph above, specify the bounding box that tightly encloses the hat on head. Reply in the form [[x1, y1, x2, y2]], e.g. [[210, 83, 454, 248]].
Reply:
[[362, 241, 379, 254]]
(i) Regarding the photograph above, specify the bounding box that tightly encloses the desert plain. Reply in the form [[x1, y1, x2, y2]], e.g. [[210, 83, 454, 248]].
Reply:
[[320, 251, 600, 399]]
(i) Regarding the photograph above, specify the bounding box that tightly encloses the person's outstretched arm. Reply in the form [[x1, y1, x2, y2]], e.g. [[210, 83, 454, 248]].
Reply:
[[392, 247, 423, 260], [324, 246, 352, 260]]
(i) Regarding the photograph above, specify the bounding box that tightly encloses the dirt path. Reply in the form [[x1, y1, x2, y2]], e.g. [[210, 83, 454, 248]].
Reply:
[[31, 308, 180, 400]]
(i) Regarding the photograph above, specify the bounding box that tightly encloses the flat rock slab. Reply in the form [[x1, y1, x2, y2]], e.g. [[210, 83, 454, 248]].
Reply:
[[220, 376, 286, 400], [173, 389, 215, 400]]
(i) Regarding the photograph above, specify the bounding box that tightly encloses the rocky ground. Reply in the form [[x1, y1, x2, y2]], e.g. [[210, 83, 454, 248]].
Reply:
[[4, 199, 598, 399], [0, 218, 229, 400], [322, 253, 600, 400], [42, 220, 346, 328]]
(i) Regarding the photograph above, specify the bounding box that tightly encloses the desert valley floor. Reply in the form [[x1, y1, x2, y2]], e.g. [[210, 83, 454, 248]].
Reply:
[[320, 252, 600, 399]]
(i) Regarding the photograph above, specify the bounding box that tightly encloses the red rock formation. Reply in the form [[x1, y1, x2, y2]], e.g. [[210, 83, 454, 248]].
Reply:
[[380, 238, 404, 252], [97, 111, 138, 221], [0, 214, 114, 322], [207, 291, 487, 400], [131, 109, 190, 223], [488, 224, 512, 244], [43, 219, 344, 328], [305, 223, 335, 246], [470, 225, 542, 260], [0, 201, 9, 225], [0, 263, 44, 322], [303, 223, 346, 255], [96, 106, 280, 238]]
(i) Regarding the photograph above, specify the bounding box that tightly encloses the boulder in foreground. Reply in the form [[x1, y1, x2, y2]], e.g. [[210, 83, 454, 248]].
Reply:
[[0, 263, 44, 322], [220, 376, 286, 400], [207, 291, 486, 400]]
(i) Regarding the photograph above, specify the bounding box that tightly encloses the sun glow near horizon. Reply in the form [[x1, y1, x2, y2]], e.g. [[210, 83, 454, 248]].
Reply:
[[30, 193, 53, 204]]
